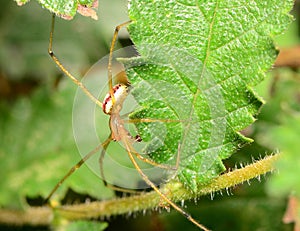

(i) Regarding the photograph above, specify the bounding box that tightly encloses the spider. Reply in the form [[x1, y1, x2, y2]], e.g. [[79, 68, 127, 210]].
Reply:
[[45, 14, 209, 231]]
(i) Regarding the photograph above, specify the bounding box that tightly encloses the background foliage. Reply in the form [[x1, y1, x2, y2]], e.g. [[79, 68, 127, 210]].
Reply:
[[0, 0, 299, 230]]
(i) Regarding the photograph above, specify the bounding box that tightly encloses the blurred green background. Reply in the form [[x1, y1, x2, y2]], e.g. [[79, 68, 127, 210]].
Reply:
[[0, 0, 300, 231]]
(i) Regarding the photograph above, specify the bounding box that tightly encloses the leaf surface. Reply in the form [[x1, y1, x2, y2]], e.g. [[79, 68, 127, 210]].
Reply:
[[65, 220, 108, 231], [122, 0, 294, 191], [14, 0, 98, 19], [0, 83, 113, 208]]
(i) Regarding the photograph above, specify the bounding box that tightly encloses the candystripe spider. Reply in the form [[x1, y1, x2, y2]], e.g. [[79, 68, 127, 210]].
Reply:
[[45, 14, 209, 231]]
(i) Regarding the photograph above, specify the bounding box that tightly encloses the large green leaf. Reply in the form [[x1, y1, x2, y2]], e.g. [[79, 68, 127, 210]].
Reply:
[[120, 0, 294, 191]]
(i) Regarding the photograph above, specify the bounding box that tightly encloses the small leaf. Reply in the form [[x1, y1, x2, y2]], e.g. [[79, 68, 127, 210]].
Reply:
[[14, 0, 98, 20], [64, 220, 108, 231], [121, 0, 294, 191], [14, 0, 30, 6]]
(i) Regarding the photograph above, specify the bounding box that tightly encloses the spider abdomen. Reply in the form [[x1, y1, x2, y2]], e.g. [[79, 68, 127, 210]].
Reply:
[[102, 83, 129, 114]]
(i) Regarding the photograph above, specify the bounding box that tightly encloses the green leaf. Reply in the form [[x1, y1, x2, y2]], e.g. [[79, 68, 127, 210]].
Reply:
[[266, 115, 300, 197], [64, 220, 108, 231], [0, 82, 113, 208], [38, 0, 77, 17], [14, 0, 98, 20], [14, 0, 30, 6], [260, 74, 300, 197], [121, 0, 294, 191]]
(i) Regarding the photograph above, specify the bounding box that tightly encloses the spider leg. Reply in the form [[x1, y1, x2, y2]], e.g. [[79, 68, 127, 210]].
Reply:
[[44, 138, 111, 204], [122, 117, 184, 171], [122, 136, 209, 231], [48, 14, 102, 108], [99, 135, 113, 187], [130, 150, 178, 171], [107, 20, 132, 105], [98, 135, 144, 194]]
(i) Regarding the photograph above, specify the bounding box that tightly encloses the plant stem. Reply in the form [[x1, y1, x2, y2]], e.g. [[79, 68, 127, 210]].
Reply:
[[0, 154, 280, 225]]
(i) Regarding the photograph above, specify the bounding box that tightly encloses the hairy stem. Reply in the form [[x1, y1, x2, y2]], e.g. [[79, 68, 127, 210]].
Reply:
[[0, 154, 280, 226]]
